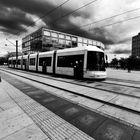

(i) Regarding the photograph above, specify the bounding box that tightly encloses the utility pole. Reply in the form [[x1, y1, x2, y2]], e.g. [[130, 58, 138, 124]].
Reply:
[[6, 39, 19, 68], [16, 40, 18, 68]]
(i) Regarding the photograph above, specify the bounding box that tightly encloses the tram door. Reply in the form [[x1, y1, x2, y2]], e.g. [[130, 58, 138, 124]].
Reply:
[[42, 61, 46, 73], [74, 59, 84, 79], [23, 59, 26, 70]]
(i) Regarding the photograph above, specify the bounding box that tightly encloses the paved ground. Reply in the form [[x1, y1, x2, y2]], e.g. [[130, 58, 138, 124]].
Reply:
[[0, 70, 140, 140], [0, 77, 94, 140], [106, 68, 140, 82]]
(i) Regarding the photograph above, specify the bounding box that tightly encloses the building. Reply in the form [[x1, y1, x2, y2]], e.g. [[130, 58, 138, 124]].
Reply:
[[22, 27, 105, 54], [132, 33, 140, 57]]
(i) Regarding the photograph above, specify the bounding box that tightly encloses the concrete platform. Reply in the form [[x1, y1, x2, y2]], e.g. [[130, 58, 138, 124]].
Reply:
[[0, 71, 140, 140], [106, 68, 140, 82], [0, 79, 94, 140], [0, 83, 49, 140]]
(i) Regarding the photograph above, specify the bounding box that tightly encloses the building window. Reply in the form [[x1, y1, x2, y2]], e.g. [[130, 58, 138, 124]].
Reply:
[[52, 32, 58, 38], [44, 31, 51, 36], [66, 40, 71, 48], [59, 34, 65, 39], [78, 37, 82, 42], [66, 35, 71, 40], [88, 40, 92, 45]]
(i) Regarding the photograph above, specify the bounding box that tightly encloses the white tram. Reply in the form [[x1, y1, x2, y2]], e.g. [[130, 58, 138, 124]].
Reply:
[[8, 45, 107, 79]]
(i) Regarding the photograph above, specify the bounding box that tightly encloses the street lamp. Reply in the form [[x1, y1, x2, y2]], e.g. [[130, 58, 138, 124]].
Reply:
[[6, 39, 18, 68]]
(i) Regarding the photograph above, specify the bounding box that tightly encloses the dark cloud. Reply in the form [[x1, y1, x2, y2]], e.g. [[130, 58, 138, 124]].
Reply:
[[112, 48, 131, 54], [0, 0, 130, 48], [0, 0, 92, 35], [0, 5, 35, 34], [117, 37, 132, 44]]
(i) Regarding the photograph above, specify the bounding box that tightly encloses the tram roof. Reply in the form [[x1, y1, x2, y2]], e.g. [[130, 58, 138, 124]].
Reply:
[[57, 45, 104, 54]]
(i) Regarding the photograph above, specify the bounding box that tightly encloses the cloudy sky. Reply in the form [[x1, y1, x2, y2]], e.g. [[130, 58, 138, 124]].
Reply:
[[0, 0, 140, 61]]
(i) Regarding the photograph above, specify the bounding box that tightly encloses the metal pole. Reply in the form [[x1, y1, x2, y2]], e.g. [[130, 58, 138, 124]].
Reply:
[[16, 40, 18, 68]]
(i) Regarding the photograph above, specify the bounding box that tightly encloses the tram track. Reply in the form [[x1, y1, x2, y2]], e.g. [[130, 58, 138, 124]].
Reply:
[[107, 77, 140, 85], [2, 67, 140, 99], [4, 67, 140, 88], [1, 68, 140, 117], [7, 67, 140, 89]]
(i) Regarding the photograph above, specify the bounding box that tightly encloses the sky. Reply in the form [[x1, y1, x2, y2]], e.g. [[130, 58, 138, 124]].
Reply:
[[0, 0, 140, 62]]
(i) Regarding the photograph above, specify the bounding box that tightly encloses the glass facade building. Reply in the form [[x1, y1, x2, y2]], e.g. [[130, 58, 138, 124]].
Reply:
[[22, 27, 105, 54]]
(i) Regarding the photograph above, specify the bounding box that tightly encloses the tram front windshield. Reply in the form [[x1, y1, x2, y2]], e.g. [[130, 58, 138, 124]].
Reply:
[[87, 51, 105, 71]]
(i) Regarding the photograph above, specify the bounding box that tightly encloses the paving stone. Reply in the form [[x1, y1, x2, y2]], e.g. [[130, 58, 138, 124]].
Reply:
[[70, 130, 94, 140], [43, 98, 70, 112], [56, 104, 86, 121], [31, 94, 55, 103], [110, 95, 140, 112], [15, 97, 34, 105], [31, 110, 55, 124], [79, 98, 104, 110], [2, 124, 48, 140], [133, 130, 140, 140], [38, 116, 66, 137], [98, 104, 140, 128], [0, 114, 33, 139], [20, 102, 47, 116], [26, 90, 49, 96], [71, 111, 107, 136], [0, 100, 17, 110], [93, 119, 135, 140], [0, 106, 24, 122], [85, 90, 117, 102]]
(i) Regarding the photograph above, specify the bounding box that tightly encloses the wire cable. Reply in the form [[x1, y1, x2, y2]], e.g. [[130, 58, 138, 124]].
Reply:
[[99, 15, 140, 28], [6, 0, 70, 37], [25, 0, 70, 30], [79, 7, 140, 29], [53, 0, 99, 23]]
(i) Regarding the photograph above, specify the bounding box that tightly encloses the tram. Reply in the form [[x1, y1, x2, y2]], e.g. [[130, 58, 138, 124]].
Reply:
[[8, 45, 107, 79]]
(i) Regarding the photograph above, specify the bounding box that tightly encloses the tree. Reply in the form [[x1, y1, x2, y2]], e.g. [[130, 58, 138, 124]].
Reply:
[[110, 58, 119, 68]]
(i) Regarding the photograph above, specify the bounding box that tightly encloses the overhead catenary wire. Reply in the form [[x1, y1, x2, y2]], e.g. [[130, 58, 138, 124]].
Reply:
[[22, 0, 99, 35], [79, 7, 140, 29], [53, 0, 99, 23], [7, 0, 99, 40], [2, 0, 71, 50], [5, 0, 71, 38], [98, 15, 140, 29], [18, 10, 140, 48], [24, 0, 71, 30], [4, 0, 140, 47]]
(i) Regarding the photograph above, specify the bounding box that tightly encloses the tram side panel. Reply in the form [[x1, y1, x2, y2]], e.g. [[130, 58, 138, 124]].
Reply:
[[17, 56, 22, 69], [55, 50, 85, 78], [38, 51, 54, 74], [29, 54, 37, 71], [8, 58, 13, 68]]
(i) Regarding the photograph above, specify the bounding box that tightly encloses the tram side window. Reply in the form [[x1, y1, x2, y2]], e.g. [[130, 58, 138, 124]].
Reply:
[[8, 60, 11, 64], [57, 55, 84, 67], [23, 59, 26, 65], [30, 58, 35, 65], [39, 57, 52, 66], [17, 60, 21, 65], [13, 60, 16, 65]]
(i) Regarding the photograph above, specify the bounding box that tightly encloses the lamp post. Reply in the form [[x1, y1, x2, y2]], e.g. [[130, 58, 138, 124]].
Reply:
[[16, 40, 18, 68], [6, 39, 18, 68]]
